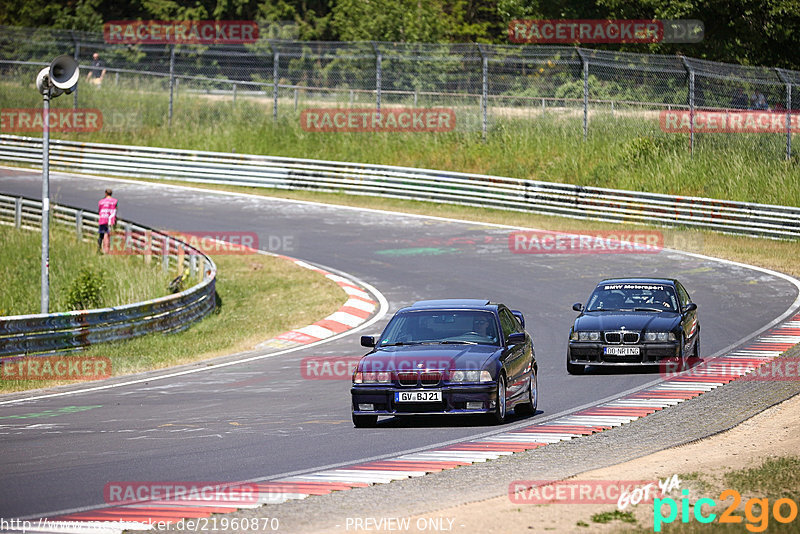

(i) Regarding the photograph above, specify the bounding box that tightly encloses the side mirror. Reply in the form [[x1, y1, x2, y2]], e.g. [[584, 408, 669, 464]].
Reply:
[[572, 302, 584, 312], [682, 302, 697, 313], [511, 310, 525, 328], [507, 332, 526, 345], [360, 335, 376, 347]]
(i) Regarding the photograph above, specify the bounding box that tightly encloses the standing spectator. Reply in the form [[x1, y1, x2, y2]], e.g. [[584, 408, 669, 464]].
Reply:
[[751, 91, 769, 110], [98, 189, 117, 253], [87, 52, 106, 86]]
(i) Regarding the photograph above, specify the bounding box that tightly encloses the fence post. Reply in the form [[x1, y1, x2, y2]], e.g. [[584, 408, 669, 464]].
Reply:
[[372, 42, 382, 115], [294, 86, 299, 111], [576, 48, 588, 141], [72, 34, 79, 111], [190, 253, 197, 278], [232, 83, 236, 106], [76, 209, 83, 240], [776, 69, 792, 160], [478, 44, 488, 142], [272, 44, 279, 121], [168, 45, 175, 126], [681, 57, 695, 158]]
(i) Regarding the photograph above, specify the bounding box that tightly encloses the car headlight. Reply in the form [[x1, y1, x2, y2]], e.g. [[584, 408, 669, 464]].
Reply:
[[644, 332, 676, 342], [353, 371, 392, 383], [571, 331, 601, 341], [450, 370, 492, 382]]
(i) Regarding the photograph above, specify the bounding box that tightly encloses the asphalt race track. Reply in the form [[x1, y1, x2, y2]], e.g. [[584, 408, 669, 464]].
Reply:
[[1, 167, 798, 520]]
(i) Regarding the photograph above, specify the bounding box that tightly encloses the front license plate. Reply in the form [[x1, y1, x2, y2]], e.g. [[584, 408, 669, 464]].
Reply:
[[604, 346, 640, 356], [395, 390, 442, 402]]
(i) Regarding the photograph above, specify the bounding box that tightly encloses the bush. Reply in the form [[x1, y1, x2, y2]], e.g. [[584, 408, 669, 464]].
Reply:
[[66, 268, 106, 310]]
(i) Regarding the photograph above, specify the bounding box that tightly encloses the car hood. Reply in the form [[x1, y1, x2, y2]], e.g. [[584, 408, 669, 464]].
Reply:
[[360, 344, 499, 372], [575, 311, 681, 332]]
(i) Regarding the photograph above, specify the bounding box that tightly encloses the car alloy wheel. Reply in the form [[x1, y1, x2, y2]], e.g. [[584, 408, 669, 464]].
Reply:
[[515, 367, 537, 416], [490, 374, 507, 425]]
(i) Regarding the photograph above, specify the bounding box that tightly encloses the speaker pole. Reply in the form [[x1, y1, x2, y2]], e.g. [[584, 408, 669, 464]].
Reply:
[[41, 87, 50, 313]]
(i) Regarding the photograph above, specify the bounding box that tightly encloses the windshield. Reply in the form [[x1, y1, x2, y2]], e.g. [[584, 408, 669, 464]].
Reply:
[[379, 310, 500, 346], [586, 283, 678, 312]]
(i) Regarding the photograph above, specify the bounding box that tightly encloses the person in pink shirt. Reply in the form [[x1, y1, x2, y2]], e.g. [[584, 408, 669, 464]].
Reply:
[[98, 189, 118, 253]]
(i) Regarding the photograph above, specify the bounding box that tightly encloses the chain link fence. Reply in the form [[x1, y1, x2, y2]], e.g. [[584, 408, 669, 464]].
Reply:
[[0, 25, 796, 159]]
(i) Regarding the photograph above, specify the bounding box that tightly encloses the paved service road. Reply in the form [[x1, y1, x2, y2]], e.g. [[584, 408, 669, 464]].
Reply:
[[1, 167, 797, 518]]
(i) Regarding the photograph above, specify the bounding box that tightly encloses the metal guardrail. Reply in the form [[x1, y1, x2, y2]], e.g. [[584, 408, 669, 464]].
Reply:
[[1, 135, 799, 239], [0, 192, 217, 358]]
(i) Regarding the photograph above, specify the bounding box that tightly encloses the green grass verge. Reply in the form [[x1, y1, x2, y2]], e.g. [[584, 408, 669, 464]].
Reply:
[[0, 223, 170, 315], [0, 225, 346, 394], [2, 79, 798, 206]]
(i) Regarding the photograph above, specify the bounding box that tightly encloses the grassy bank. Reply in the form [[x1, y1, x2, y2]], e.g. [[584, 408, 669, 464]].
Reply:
[[0, 224, 346, 393], [2, 79, 798, 207], [0, 224, 170, 316]]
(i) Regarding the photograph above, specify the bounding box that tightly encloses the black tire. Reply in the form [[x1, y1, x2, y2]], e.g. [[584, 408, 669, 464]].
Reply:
[[567, 351, 584, 375], [515, 367, 538, 416], [691, 333, 700, 360], [352, 414, 378, 428], [488, 374, 507, 425]]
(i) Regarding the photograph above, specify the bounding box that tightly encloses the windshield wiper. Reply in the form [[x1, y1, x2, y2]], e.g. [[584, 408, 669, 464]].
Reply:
[[380, 341, 423, 347], [438, 340, 478, 345], [634, 307, 663, 312]]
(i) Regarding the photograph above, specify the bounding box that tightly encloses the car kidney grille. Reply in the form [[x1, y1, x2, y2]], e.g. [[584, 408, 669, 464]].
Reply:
[[397, 371, 442, 386], [397, 372, 418, 386], [605, 332, 640, 344], [623, 332, 640, 344], [605, 332, 622, 344], [420, 372, 441, 386]]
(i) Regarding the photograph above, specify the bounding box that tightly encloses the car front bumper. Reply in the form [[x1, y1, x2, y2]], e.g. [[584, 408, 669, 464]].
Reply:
[[351, 383, 498, 416], [568, 342, 680, 366]]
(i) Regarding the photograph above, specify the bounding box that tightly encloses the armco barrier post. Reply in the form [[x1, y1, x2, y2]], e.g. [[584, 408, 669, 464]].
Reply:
[[76, 209, 83, 240], [14, 197, 21, 228]]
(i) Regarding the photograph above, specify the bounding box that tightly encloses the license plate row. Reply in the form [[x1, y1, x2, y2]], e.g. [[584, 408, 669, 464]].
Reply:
[[395, 390, 442, 402]]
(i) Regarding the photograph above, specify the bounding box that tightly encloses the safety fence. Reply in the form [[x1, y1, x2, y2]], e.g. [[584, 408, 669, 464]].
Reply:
[[0, 25, 797, 158], [1, 135, 798, 239], [0, 192, 217, 358]]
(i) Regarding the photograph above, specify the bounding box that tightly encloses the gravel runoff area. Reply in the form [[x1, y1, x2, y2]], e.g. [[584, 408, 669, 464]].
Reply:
[[167, 345, 800, 534]]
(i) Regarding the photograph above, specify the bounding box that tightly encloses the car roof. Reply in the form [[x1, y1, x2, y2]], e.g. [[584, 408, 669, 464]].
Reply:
[[409, 299, 494, 310], [597, 278, 677, 287]]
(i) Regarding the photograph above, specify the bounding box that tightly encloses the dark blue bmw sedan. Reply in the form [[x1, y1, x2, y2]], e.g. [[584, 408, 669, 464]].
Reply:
[[351, 299, 537, 427], [567, 278, 700, 374]]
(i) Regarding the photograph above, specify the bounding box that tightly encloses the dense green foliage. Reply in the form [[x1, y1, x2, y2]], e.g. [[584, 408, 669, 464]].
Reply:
[[1, 0, 798, 69]]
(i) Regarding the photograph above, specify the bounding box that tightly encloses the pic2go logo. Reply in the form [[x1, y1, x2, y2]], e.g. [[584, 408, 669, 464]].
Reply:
[[654, 489, 800, 532]]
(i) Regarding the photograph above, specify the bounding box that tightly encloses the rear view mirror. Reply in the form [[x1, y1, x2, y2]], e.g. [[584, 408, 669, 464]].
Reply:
[[572, 302, 583, 312], [511, 310, 525, 328], [683, 302, 697, 313], [360, 336, 376, 347]]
